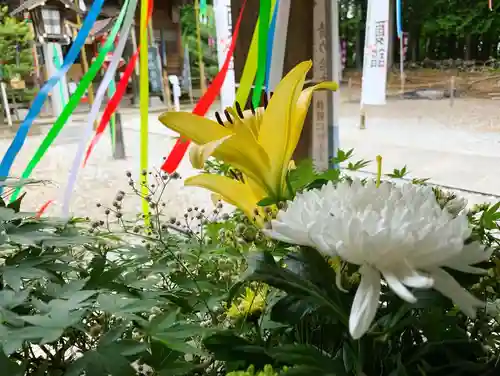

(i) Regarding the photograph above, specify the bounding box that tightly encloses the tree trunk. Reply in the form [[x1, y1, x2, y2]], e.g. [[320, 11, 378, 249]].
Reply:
[[355, 1, 367, 70]]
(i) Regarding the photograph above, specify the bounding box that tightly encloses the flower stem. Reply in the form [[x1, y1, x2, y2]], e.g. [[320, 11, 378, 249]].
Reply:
[[376, 155, 382, 188]]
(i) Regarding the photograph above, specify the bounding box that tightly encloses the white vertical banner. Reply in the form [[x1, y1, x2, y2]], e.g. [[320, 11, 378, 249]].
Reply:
[[267, 0, 291, 93], [214, 0, 236, 110], [361, 0, 390, 105], [312, 0, 329, 171]]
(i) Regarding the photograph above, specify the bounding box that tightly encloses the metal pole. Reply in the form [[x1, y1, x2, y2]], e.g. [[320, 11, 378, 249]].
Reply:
[[399, 34, 404, 96], [195, 0, 207, 95]]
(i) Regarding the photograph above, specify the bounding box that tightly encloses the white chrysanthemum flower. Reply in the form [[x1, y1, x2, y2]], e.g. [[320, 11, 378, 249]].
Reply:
[[266, 179, 492, 339]]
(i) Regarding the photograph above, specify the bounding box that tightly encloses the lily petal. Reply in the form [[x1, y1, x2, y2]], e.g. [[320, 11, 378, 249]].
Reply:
[[185, 174, 266, 227], [213, 133, 272, 192], [349, 265, 381, 339], [287, 81, 339, 163], [159, 112, 231, 144], [189, 135, 232, 169], [258, 61, 312, 196]]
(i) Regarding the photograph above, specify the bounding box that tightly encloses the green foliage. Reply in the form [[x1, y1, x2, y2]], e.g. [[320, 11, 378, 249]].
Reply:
[[341, 0, 500, 63], [0, 5, 34, 110], [180, 4, 218, 82], [4, 156, 500, 375]]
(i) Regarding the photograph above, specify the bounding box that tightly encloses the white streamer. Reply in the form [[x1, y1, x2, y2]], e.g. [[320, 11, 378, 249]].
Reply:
[[61, 0, 139, 217]]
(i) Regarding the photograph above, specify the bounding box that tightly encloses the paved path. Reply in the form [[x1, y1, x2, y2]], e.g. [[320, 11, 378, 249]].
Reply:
[[339, 108, 500, 205]]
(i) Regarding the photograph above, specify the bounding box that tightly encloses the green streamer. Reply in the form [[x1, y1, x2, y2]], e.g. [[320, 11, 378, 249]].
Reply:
[[10, 0, 130, 201], [52, 44, 66, 109], [251, 0, 272, 107]]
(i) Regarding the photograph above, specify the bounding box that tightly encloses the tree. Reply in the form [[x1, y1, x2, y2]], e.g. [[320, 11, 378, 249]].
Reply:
[[180, 4, 218, 84], [0, 5, 34, 123]]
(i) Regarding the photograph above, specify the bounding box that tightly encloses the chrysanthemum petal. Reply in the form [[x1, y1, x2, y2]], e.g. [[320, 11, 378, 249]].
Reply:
[[382, 271, 417, 303], [428, 266, 484, 318], [349, 265, 381, 339]]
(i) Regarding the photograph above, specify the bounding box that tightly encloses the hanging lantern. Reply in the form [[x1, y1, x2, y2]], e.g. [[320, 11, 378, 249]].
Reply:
[[10, 0, 84, 45]]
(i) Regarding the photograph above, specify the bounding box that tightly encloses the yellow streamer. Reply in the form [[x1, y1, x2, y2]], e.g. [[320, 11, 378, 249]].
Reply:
[[140, 0, 150, 225], [234, 0, 277, 107]]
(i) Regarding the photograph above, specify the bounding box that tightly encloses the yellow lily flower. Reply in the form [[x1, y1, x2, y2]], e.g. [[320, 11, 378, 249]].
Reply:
[[158, 60, 338, 224]]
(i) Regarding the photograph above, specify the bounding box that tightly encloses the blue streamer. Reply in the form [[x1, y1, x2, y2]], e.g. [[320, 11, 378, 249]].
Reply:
[[0, 0, 105, 183], [265, 0, 280, 93], [396, 0, 403, 38]]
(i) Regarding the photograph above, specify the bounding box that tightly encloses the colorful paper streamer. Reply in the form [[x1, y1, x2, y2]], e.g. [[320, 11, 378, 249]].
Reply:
[[83, 51, 139, 166], [234, 0, 277, 108], [52, 44, 67, 109], [10, 1, 129, 202], [396, 0, 403, 38], [61, 0, 138, 217], [36, 200, 53, 219], [265, 0, 280, 92], [0, 0, 105, 185], [251, 0, 272, 107], [140, 0, 152, 224], [161, 0, 248, 174]]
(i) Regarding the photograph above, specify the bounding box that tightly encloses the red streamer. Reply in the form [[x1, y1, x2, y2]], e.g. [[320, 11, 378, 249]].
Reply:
[[83, 0, 154, 167], [160, 0, 247, 174], [36, 200, 53, 219]]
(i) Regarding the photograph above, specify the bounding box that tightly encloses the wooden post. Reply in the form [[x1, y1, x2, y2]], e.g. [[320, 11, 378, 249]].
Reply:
[[450, 76, 455, 107], [348, 77, 353, 102], [113, 111, 126, 159], [195, 0, 207, 95], [360, 107, 366, 129]]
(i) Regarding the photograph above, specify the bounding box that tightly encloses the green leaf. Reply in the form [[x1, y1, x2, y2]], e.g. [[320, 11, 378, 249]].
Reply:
[[257, 197, 277, 207], [0, 289, 30, 309], [65, 348, 136, 376], [157, 361, 203, 376], [2, 266, 50, 291], [0, 207, 15, 221], [203, 331, 273, 368], [332, 149, 353, 164], [244, 250, 348, 324], [144, 339, 183, 370], [0, 349, 25, 375]]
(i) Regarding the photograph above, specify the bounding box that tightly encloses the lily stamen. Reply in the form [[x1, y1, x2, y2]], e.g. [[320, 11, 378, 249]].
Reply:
[[215, 112, 225, 126], [224, 110, 233, 124], [235, 102, 245, 119]]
